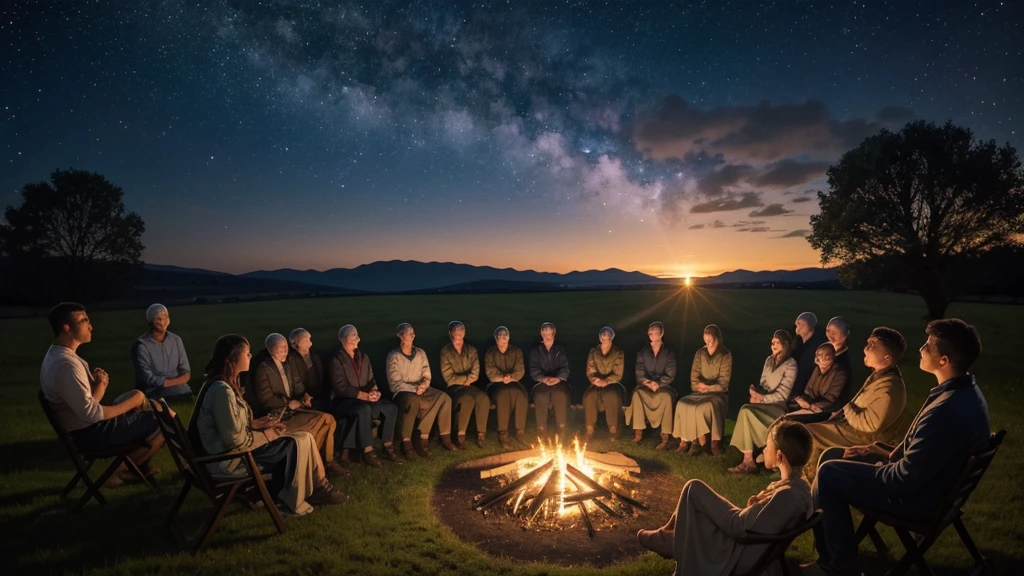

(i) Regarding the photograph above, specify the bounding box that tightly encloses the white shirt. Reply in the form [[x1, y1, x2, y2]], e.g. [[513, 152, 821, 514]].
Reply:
[[40, 345, 105, 432]]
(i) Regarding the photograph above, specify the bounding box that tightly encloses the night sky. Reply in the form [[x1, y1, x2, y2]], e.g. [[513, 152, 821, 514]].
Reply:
[[3, 1, 1021, 277]]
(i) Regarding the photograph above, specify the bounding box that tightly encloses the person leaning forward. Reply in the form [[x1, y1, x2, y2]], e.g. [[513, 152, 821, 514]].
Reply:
[[329, 324, 402, 466], [529, 321, 571, 443], [387, 323, 457, 458], [440, 321, 489, 449], [485, 326, 528, 448]]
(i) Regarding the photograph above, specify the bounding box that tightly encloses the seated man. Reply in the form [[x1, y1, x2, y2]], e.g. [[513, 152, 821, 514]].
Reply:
[[387, 323, 457, 458], [485, 326, 528, 448], [42, 302, 166, 486], [329, 324, 402, 466], [802, 327, 908, 482], [288, 328, 329, 412], [529, 322, 571, 442], [249, 333, 343, 476], [804, 319, 991, 576], [130, 303, 193, 400], [440, 321, 489, 448], [629, 321, 678, 450], [583, 326, 625, 442]]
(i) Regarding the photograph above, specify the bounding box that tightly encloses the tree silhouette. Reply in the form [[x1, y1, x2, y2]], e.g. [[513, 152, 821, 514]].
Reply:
[[0, 169, 145, 302], [808, 121, 1024, 319]]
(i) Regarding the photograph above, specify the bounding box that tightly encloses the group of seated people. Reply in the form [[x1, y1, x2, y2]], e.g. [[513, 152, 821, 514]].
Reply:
[[40, 301, 992, 575]]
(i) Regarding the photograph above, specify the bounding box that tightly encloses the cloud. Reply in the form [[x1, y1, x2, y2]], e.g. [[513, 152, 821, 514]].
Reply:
[[633, 96, 888, 164], [690, 192, 763, 214], [736, 226, 780, 233], [688, 219, 727, 230], [697, 164, 755, 196], [751, 159, 829, 188], [732, 219, 766, 227], [791, 196, 813, 203], [749, 203, 794, 217], [776, 229, 811, 238]]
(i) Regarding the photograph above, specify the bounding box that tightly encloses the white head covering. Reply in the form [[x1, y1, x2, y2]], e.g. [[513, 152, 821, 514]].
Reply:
[[796, 311, 818, 329], [599, 325, 616, 339], [494, 326, 510, 340], [145, 303, 167, 323]]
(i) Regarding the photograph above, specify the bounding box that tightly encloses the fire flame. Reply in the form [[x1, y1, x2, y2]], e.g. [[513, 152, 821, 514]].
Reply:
[[518, 435, 597, 517]]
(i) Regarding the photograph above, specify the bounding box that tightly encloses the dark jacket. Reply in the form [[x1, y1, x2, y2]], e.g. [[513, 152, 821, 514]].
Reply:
[[634, 343, 678, 391], [791, 331, 828, 398], [288, 347, 326, 406], [875, 374, 990, 502], [329, 348, 378, 400], [529, 341, 570, 383], [246, 351, 305, 418]]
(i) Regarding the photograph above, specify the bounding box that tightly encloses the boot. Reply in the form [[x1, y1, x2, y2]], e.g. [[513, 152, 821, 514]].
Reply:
[[515, 429, 527, 446], [710, 439, 722, 456], [382, 443, 404, 465], [476, 432, 486, 448], [675, 440, 691, 454], [636, 528, 675, 559], [631, 429, 644, 444], [417, 437, 434, 458], [498, 430, 511, 448], [439, 434, 458, 452], [308, 481, 347, 505], [455, 434, 468, 450], [401, 439, 418, 460], [362, 449, 383, 468], [326, 459, 349, 477], [687, 439, 703, 456], [655, 433, 671, 451]]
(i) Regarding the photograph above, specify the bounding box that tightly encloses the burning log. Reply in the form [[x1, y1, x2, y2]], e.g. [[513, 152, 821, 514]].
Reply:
[[474, 460, 554, 511], [525, 467, 562, 524]]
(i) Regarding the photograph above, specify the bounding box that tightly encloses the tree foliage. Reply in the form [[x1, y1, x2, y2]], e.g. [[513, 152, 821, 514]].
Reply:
[[808, 120, 1024, 318], [0, 169, 145, 303]]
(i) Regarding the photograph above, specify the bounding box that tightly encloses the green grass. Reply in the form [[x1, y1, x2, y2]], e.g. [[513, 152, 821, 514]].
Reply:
[[1, 288, 1020, 575]]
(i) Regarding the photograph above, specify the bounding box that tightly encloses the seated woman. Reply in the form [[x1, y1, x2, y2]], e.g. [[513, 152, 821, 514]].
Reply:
[[583, 326, 625, 442], [191, 334, 345, 516], [629, 321, 678, 450], [637, 419, 814, 575], [247, 333, 343, 477], [484, 326, 529, 448], [725, 336, 808, 474], [673, 325, 732, 456], [784, 342, 849, 424], [287, 328, 329, 412]]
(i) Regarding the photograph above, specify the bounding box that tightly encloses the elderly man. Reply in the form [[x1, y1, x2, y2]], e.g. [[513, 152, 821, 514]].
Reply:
[[530, 321, 571, 442], [287, 328, 329, 412], [802, 327, 908, 482], [804, 319, 990, 576], [791, 312, 828, 399], [249, 333, 343, 476], [630, 321, 678, 449], [129, 303, 192, 400], [440, 321, 489, 448], [42, 302, 167, 486], [387, 323, 457, 458], [583, 326, 625, 442], [329, 324, 402, 466], [485, 326, 528, 448]]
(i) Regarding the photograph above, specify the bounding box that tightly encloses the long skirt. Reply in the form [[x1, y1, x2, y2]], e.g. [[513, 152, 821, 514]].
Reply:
[[629, 387, 676, 434], [730, 403, 788, 452], [673, 393, 728, 441], [282, 409, 337, 462], [279, 430, 321, 515]]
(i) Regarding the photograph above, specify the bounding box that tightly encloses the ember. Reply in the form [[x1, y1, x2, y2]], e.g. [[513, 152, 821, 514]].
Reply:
[[472, 437, 647, 537]]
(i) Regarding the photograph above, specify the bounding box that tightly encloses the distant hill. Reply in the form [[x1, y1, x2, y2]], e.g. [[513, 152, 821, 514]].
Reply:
[[697, 268, 838, 286], [240, 260, 666, 293]]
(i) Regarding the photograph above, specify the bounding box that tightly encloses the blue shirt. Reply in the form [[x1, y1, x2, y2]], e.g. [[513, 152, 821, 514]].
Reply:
[[130, 331, 193, 399]]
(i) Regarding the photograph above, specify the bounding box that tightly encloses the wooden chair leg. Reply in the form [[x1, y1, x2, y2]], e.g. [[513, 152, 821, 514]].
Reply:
[[62, 470, 84, 498], [165, 482, 192, 529], [254, 478, 286, 534], [192, 485, 241, 554], [867, 525, 889, 557], [122, 457, 159, 490], [888, 527, 933, 576], [953, 517, 986, 568], [74, 456, 123, 511]]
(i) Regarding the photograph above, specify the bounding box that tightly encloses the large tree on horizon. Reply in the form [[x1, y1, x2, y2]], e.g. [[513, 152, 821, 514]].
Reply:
[[0, 168, 145, 303], [808, 120, 1024, 319]]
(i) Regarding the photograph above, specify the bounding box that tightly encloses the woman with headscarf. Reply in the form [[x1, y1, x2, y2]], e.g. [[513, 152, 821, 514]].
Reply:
[[190, 334, 345, 516], [630, 321, 678, 450], [484, 326, 528, 448], [583, 326, 625, 442], [673, 325, 733, 456]]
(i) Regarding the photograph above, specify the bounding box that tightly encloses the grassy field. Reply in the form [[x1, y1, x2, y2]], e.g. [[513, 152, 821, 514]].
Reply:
[[1, 288, 1019, 575]]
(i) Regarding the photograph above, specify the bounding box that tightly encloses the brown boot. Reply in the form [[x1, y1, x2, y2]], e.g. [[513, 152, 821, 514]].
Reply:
[[688, 440, 703, 456], [401, 440, 418, 460], [476, 432, 486, 448], [631, 429, 644, 444], [655, 433, 671, 451], [455, 434, 468, 450], [439, 434, 458, 452], [498, 430, 511, 448], [710, 440, 722, 456], [417, 437, 434, 458], [362, 449, 383, 468], [382, 443, 404, 465], [675, 440, 691, 453]]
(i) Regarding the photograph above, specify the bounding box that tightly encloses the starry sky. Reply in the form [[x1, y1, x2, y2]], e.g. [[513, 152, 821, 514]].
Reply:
[[2, 0, 1021, 277]]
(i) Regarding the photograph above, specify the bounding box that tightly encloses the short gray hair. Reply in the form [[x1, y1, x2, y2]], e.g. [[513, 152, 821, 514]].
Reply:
[[494, 326, 509, 340], [265, 333, 287, 350], [288, 328, 310, 347], [648, 321, 665, 334], [540, 321, 556, 334], [796, 312, 818, 329], [338, 324, 357, 342], [448, 320, 465, 334], [145, 303, 168, 323], [826, 316, 851, 336], [396, 322, 413, 337], [599, 325, 616, 339]]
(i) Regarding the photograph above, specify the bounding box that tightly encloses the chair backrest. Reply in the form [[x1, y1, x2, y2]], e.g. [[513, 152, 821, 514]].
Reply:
[[154, 399, 217, 496], [38, 390, 89, 466], [934, 429, 1006, 524], [734, 510, 823, 576]]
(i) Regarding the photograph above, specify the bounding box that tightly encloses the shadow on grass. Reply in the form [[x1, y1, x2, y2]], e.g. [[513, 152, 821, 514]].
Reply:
[[0, 439, 71, 475]]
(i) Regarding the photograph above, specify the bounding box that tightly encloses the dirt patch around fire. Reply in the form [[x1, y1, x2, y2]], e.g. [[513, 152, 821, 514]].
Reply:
[[432, 454, 687, 567]]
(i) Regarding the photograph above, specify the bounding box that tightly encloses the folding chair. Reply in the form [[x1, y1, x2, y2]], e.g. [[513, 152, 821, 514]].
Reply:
[[732, 510, 823, 576], [38, 390, 155, 511], [154, 399, 286, 554], [854, 429, 1006, 576]]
